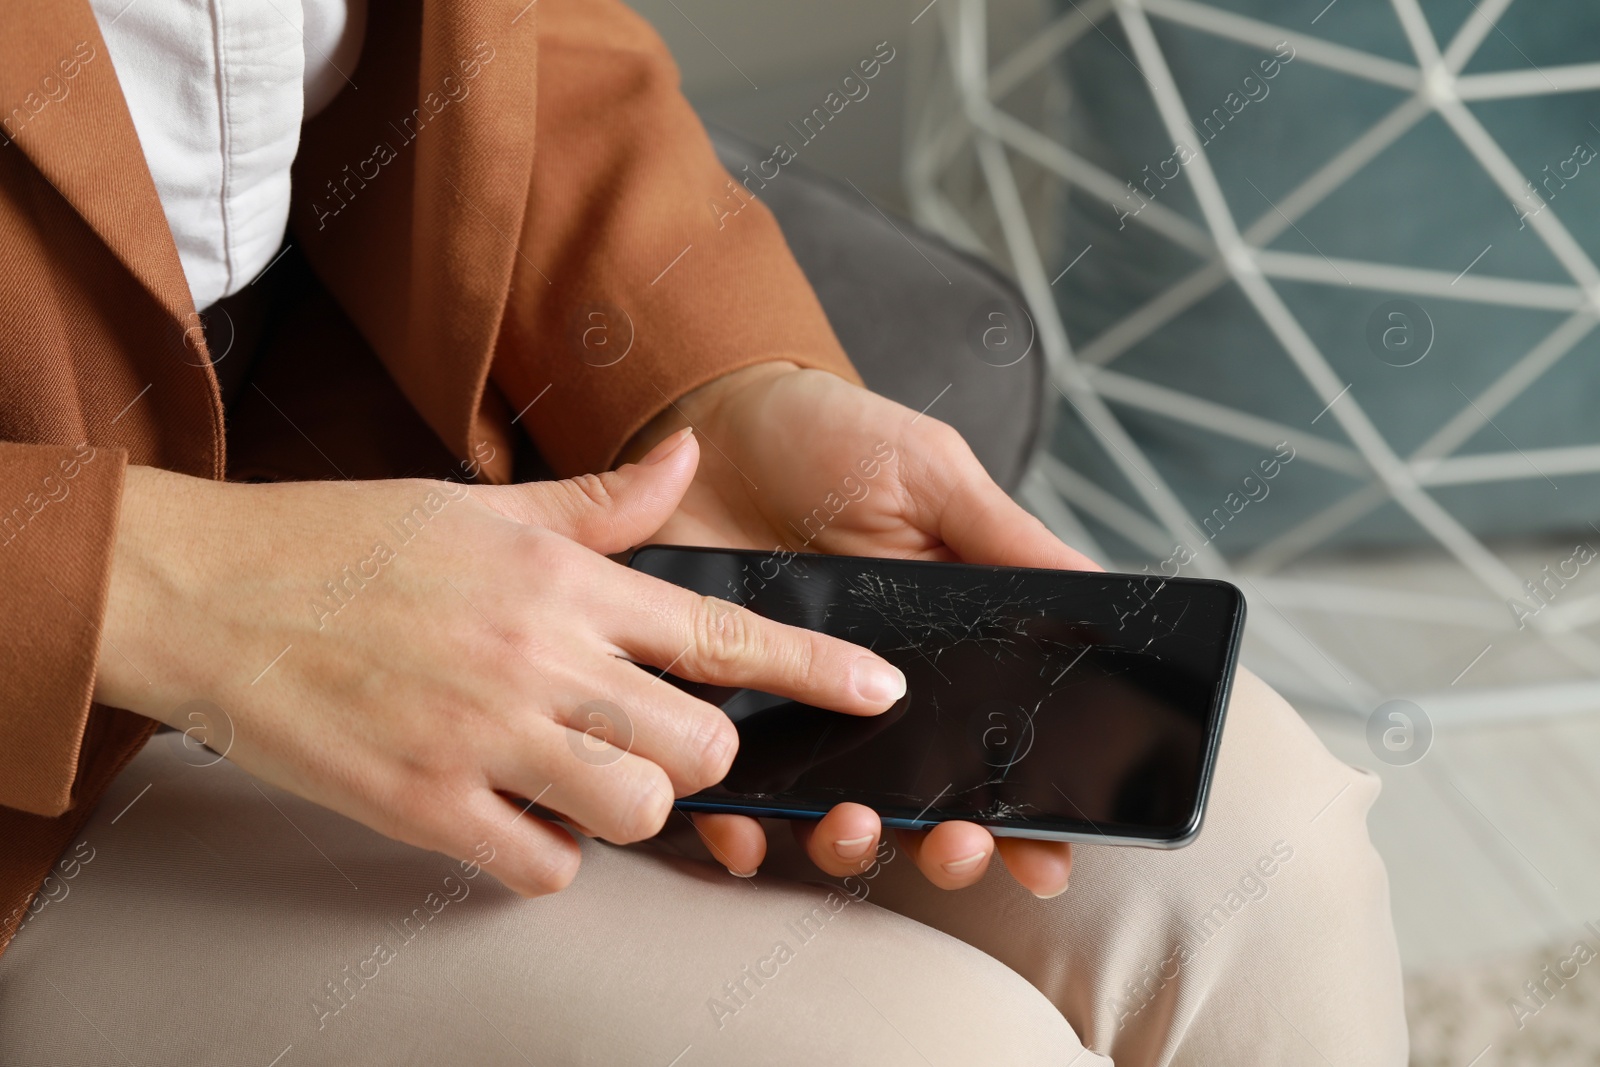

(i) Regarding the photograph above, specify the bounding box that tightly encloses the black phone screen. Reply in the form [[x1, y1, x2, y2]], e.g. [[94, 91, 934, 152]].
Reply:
[[629, 546, 1245, 846]]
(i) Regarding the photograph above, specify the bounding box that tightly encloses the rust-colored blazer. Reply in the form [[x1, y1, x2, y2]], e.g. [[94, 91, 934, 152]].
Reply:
[[0, 0, 857, 957]]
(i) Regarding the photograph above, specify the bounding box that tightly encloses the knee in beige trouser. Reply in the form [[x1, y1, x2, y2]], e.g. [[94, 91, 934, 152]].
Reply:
[[0, 731, 1086, 1067], [770, 669, 1409, 1066]]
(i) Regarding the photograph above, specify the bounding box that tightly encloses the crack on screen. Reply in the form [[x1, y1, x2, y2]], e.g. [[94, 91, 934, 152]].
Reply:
[[842, 572, 1059, 663], [840, 572, 1193, 682], [969, 797, 1040, 820], [1133, 594, 1195, 654]]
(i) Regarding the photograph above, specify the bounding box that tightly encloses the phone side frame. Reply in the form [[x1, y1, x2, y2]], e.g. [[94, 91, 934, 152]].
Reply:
[[671, 798, 1209, 849], [1143, 579, 1247, 848]]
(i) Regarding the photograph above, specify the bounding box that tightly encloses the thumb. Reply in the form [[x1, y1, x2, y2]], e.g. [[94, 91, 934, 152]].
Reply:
[[941, 473, 1102, 572], [911, 432, 1101, 572], [473, 427, 698, 553]]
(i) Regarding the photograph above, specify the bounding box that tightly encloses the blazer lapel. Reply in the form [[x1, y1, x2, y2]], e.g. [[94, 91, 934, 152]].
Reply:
[[293, 0, 537, 474], [0, 0, 199, 331]]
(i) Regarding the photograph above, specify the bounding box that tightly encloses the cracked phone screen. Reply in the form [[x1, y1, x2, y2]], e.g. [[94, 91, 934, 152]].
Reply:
[[630, 546, 1244, 844]]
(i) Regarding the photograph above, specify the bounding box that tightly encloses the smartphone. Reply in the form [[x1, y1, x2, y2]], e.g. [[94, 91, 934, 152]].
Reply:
[[629, 546, 1245, 848]]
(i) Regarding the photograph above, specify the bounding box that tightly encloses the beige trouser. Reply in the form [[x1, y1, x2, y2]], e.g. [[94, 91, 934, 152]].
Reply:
[[0, 670, 1406, 1065]]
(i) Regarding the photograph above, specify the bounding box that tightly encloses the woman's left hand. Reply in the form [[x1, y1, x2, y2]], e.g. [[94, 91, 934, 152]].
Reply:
[[622, 361, 1100, 897]]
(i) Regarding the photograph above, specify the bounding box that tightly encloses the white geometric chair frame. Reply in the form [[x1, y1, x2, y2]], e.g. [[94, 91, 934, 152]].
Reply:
[[903, 0, 1600, 722]]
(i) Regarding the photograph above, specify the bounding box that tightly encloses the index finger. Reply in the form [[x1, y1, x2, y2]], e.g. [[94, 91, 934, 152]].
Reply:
[[602, 567, 907, 716]]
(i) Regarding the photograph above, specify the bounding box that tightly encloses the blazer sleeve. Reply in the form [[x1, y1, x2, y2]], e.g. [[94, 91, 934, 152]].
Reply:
[[490, 0, 862, 477], [0, 441, 127, 816]]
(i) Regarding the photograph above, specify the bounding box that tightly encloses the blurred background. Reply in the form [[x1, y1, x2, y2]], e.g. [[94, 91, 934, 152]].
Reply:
[[629, 0, 1600, 1061]]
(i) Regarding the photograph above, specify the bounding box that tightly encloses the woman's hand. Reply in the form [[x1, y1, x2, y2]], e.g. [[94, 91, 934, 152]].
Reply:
[[93, 430, 906, 897], [623, 362, 1099, 898]]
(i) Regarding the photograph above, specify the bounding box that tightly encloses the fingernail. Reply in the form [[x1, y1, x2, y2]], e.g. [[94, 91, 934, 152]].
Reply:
[[729, 866, 758, 879], [833, 835, 874, 860], [852, 658, 906, 706], [940, 851, 989, 875], [1033, 881, 1070, 900], [639, 427, 694, 465]]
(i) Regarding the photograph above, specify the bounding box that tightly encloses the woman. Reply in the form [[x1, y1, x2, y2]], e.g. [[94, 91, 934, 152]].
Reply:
[[0, 0, 1407, 1062]]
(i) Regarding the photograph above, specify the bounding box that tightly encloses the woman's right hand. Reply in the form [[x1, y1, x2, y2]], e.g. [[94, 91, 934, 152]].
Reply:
[[93, 429, 905, 895]]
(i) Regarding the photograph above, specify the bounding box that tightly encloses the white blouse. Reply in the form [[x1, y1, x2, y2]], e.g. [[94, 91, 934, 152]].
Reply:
[[89, 0, 366, 310]]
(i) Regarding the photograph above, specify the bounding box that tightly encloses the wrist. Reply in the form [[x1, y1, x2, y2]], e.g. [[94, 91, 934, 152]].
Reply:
[[94, 465, 215, 725], [618, 360, 801, 465]]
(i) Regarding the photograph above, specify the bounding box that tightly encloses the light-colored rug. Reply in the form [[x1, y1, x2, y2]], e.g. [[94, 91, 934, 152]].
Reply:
[[1407, 926, 1600, 1067]]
